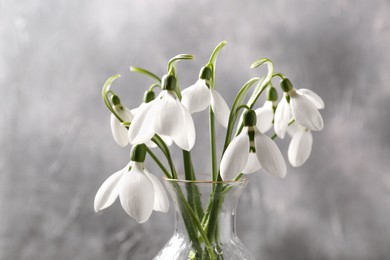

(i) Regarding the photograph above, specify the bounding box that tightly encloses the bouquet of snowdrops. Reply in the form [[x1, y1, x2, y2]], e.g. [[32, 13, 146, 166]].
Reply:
[[94, 41, 324, 256]]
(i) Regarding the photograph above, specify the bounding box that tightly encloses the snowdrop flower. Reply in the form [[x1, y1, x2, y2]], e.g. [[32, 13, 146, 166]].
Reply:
[[221, 110, 286, 181], [135, 90, 173, 148], [181, 67, 230, 127], [94, 145, 169, 223], [110, 95, 135, 147], [128, 74, 195, 151], [255, 86, 278, 133], [274, 78, 324, 138], [274, 93, 292, 139], [287, 122, 313, 167]]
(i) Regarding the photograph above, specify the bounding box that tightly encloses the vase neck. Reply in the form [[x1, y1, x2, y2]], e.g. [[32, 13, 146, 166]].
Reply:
[[165, 180, 247, 244]]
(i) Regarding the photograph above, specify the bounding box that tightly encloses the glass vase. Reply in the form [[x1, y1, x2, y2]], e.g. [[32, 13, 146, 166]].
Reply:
[[154, 175, 255, 260]]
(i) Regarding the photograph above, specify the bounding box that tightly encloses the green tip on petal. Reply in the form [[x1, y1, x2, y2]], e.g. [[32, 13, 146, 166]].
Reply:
[[161, 74, 177, 91], [280, 78, 293, 92], [130, 144, 147, 162], [244, 110, 257, 126]]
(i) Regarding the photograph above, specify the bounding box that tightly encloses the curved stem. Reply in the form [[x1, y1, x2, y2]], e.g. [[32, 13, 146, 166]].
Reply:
[[145, 146, 171, 178], [129, 66, 161, 83], [235, 104, 251, 114], [272, 72, 286, 80], [208, 41, 227, 65], [167, 54, 194, 74], [148, 83, 161, 92], [102, 74, 124, 121], [247, 58, 274, 108], [222, 77, 259, 153], [152, 135, 178, 179]]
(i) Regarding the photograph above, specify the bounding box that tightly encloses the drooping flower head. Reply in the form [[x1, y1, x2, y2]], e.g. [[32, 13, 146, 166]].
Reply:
[[221, 109, 286, 181], [287, 122, 313, 167], [110, 95, 135, 147], [274, 78, 324, 138], [255, 85, 278, 133], [128, 74, 195, 151], [94, 144, 169, 223], [181, 66, 230, 127]]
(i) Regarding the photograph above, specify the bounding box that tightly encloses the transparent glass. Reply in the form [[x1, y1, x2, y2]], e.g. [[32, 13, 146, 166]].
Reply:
[[154, 175, 255, 260]]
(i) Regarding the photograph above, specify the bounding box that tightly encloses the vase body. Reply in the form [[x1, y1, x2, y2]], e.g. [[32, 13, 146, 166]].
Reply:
[[154, 176, 255, 260]]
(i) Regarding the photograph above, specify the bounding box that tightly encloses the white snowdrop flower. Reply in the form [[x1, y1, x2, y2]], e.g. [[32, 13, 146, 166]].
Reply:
[[255, 100, 275, 133], [109, 94, 136, 147], [281, 78, 324, 131], [128, 75, 195, 151], [94, 145, 169, 223], [256, 86, 278, 133], [182, 78, 230, 128], [220, 110, 286, 181], [274, 93, 292, 139], [287, 122, 313, 167]]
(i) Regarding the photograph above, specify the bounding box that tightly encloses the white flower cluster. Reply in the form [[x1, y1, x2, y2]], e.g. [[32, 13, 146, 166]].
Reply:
[[95, 48, 324, 223]]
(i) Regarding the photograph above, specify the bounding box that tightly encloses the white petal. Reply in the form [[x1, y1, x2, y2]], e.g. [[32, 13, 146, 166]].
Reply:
[[288, 129, 313, 167], [254, 129, 286, 179], [274, 95, 291, 139], [144, 170, 170, 213], [154, 92, 196, 151], [210, 89, 230, 128], [290, 91, 324, 131], [114, 105, 134, 122], [255, 102, 274, 133], [242, 153, 262, 174], [220, 128, 250, 180], [181, 79, 210, 113], [298, 89, 325, 109], [110, 114, 129, 147], [94, 163, 129, 212], [286, 121, 304, 137], [119, 163, 154, 223], [128, 101, 156, 145]]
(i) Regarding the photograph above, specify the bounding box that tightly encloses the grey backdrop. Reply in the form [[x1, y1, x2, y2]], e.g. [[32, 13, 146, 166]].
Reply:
[[1, 0, 390, 259]]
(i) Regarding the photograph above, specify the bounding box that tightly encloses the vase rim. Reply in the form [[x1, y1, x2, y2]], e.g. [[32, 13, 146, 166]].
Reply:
[[163, 174, 248, 184]]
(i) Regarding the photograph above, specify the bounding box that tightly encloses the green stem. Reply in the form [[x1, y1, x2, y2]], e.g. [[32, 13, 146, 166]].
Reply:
[[167, 54, 194, 74], [102, 75, 124, 121], [205, 183, 224, 242], [129, 66, 161, 83], [145, 147, 171, 178], [183, 150, 204, 219], [209, 108, 218, 182], [152, 135, 178, 179], [180, 191, 216, 260]]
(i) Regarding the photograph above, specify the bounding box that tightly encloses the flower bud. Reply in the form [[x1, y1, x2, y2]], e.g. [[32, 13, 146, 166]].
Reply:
[[280, 78, 293, 92], [161, 74, 177, 91], [143, 90, 155, 103], [267, 86, 278, 101], [130, 144, 147, 162], [243, 109, 257, 126], [199, 66, 213, 81]]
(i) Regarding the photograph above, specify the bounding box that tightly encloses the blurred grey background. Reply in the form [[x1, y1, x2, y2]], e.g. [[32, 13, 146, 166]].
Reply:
[[1, 0, 390, 259]]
